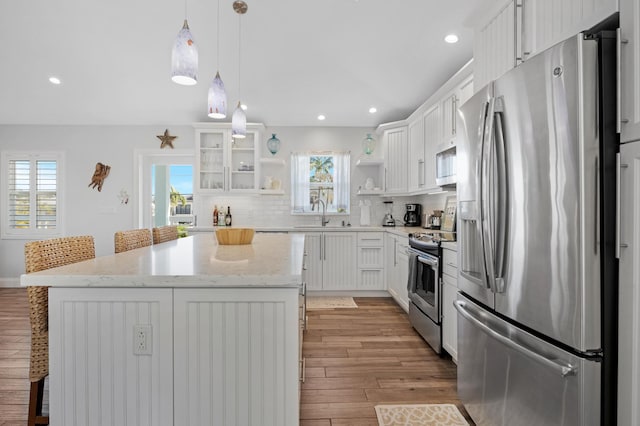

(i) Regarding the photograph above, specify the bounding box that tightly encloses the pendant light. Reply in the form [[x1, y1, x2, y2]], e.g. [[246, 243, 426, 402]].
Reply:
[[207, 0, 227, 118], [231, 1, 247, 139], [171, 0, 198, 85]]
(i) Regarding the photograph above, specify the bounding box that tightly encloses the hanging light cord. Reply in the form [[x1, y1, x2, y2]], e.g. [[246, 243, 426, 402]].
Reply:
[[238, 14, 242, 101], [184, 0, 188, 20], [216, 0, 220, 66]]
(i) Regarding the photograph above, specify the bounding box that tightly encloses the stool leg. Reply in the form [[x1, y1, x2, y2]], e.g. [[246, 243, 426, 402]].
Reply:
[[28, 378, 49, 425]]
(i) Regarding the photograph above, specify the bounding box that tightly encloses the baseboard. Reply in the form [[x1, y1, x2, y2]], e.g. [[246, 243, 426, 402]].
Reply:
[[307, 290, 391, 298], [0, 278, 20, 288]]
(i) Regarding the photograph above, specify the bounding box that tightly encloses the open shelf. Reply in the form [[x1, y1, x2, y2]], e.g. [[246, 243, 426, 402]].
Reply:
[[357, 189, 384, 196], [356, 158, 384, 166], [259, 189, 285, 195], [260, 158, 286, 166]]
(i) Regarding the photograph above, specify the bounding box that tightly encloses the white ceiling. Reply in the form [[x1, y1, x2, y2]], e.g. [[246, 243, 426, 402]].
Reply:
[[0, 0, 494, 128]]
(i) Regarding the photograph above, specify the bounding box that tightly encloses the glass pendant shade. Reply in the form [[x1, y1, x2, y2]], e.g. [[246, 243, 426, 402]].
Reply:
[[266, 133, 281, 155], [231, 102, 247, 139], [362, 133, 376, 155], [207, 71, 227, 118], [171, 20, 198, 86]]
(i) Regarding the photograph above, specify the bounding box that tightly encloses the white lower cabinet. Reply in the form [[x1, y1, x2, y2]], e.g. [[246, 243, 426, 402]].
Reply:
[[49, 286, 301, 426], [357, 232, 385, 290], [441, 247, 458, 362], [385, 234, 409, 311], [304, 232, 357, 290], [48, 288, 174, 426], [173, 288, 300, 426], [304, 233, 323, 291]]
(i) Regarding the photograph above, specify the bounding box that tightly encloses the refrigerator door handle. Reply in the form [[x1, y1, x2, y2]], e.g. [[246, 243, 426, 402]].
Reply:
[[481, 97, 499, 293], [594, 157, 599, 255], [454, 300, 578, 377], [492, 100, 508, 292], [475, 100, 492, 290]]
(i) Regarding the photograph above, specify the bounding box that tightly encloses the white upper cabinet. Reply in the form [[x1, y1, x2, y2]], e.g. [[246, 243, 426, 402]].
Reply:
[[523, 0, 618, 60], [473, 0, 517, 90], [195, 124, 264, 193], [383, 126, 408, 194], [473, 0, 618, 91], [618, 141, 640, 426], [440, 74, 474, 150], [620, 0, 640, 144], [376, 60, 472, 195], [423, 104, 441, 191], [407, 118, 425, 193]]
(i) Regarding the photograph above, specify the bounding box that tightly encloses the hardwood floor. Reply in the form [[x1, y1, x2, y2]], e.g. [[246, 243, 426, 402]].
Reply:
[[300, 297, 473, 425], [0, 288, 32, 426], [0, 289, 471, 425]]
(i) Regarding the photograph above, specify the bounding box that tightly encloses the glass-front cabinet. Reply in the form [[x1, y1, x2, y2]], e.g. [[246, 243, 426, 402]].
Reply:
[[195, 123, 264, 193]]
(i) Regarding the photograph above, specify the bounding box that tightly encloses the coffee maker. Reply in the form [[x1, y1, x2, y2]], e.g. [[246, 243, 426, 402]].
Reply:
[[403, 204, 422, 226]]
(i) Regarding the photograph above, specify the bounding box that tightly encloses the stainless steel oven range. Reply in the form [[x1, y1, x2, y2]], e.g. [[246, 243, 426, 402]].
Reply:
[[407, 233, 442, 354]]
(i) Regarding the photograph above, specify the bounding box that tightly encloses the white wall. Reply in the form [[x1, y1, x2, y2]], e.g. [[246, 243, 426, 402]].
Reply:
[[195, 126, 389, 228], [0, 124, 452, 284], [0, 124, 194, 282]]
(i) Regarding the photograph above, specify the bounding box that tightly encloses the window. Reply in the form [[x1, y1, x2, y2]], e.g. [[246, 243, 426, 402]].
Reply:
[[151, 164, 195, 226], [291, 152, 350, 214], [2, 152, 63, 239]]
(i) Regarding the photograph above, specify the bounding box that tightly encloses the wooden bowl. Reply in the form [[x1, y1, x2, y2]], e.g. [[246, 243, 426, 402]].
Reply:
[[215, 228, 255, 245]]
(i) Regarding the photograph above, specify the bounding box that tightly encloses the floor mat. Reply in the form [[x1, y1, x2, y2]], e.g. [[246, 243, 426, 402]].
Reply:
[[375, 404, 469, 426], [306, 296, 358, 309]]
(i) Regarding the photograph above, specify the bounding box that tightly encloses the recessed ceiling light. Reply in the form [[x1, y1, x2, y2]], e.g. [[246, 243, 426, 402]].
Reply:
[[444, 34, 459, 44], [317, 114, 326, 121], [369, 107, 377, 114], [49, 77, 61, 85], [241, 104, 247, 111]]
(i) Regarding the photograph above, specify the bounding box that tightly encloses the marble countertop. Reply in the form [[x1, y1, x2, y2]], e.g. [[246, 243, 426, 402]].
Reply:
[[190, 226, 457, 248], [190, 225, 426, 234], [20, 233, 305, 288]]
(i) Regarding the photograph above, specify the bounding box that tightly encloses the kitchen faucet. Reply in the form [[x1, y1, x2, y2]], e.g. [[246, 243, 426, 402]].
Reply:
[[313, 188, 330, 227]]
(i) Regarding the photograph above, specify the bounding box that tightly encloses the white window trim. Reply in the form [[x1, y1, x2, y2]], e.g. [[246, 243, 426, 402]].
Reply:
[[1, 151, 65, 239], [290, 152, 351, 215]]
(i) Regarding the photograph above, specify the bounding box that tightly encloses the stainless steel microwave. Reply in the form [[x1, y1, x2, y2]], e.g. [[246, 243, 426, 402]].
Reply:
[[435, 145, 456, 186]]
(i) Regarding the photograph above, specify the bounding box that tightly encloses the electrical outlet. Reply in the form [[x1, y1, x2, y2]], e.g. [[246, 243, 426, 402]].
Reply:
[[133, 324, 152, 355]]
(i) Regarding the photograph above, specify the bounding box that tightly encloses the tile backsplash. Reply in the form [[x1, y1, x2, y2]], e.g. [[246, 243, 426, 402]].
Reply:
[[196, 192, 452, 228]]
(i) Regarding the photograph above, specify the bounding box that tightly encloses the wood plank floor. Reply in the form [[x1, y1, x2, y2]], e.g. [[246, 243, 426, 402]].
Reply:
[[0, 289, 472, 425], [300, 297, 473, 425], [0, 288, 33, 426]]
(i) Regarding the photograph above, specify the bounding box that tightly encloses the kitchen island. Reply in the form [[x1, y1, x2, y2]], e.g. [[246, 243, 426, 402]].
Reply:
[[21, 233, 305, 426]]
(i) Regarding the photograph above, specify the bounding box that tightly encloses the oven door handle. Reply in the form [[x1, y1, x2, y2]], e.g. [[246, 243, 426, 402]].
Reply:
[[417, 255, 438, 268]]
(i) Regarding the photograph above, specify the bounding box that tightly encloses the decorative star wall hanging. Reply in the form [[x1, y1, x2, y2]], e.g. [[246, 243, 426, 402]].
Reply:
[[157, 129, 177, 149]]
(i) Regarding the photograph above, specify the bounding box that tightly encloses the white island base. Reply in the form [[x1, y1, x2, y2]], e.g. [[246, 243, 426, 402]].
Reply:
[[24, 234, 304, 426]]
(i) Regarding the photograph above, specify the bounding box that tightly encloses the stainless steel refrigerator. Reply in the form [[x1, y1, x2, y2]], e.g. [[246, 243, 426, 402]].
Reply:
[[455, 32, 618, 426]]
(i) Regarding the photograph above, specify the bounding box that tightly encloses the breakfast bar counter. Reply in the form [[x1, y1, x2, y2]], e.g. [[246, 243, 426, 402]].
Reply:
[[21, 233, 305, 426]]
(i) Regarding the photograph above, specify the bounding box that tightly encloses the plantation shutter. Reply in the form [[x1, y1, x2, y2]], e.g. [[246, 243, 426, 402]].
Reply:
[[8, 160, 30, 229], [36, 161, 57, 229], [3, 153, 61, 238]]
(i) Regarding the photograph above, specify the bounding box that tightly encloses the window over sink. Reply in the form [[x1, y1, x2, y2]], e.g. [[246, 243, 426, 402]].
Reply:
[[291, 152, 350, 215]]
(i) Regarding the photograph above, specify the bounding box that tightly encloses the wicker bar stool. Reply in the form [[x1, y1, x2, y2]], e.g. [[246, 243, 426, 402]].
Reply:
[[114, 228, 152, 253], [152, 225, 179, 244], [24, 235, 96, 426]]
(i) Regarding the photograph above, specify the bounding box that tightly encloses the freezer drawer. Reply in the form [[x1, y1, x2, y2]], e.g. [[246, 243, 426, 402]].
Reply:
[[455, 293, 600, 426]]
